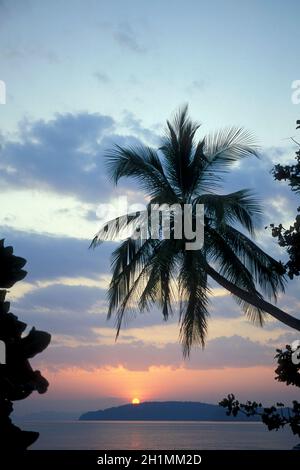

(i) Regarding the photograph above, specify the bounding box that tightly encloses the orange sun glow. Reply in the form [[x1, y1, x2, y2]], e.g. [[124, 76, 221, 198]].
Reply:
[[132, 397, 140, 405]]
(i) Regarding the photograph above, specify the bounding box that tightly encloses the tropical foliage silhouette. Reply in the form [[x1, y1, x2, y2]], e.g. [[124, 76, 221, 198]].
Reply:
[[269, 121, 300, 279], [220, 343, 300, 448], [0, 240, 51, 450], [92, 106, 300, 355]]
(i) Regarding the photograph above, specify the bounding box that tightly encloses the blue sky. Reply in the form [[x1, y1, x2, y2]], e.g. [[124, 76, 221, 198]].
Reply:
[[1, 0, 300, 417], [1, 0, 300, 142]]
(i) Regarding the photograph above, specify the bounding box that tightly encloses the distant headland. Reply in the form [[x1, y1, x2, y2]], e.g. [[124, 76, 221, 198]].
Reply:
[[79, 401, 260, 421]]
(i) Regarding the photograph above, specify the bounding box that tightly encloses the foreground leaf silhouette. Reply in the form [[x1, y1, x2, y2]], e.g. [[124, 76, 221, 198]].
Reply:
[[92, 106, 300, 355], [220, 343, 300, 447]]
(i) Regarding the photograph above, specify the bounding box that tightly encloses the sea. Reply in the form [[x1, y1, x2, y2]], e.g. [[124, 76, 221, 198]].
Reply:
[[17, 421, 299, 450]]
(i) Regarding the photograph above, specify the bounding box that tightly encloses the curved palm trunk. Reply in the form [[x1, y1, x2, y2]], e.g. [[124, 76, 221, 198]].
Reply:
[[204, 262, 300, 331]]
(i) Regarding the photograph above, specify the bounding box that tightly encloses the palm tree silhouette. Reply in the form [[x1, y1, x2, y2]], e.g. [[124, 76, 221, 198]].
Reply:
[[92, 106, 300, 355]]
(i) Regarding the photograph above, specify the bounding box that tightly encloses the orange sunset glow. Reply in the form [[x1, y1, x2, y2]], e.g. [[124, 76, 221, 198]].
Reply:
[[36, 364, 297, 407]]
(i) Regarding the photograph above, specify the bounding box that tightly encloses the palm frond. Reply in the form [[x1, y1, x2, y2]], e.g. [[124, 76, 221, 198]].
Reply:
[[195, 127, 259, 191], [205, 127, 259, 164], [90, 211, 144, 247], [233, 295, 266, 326], [219, 224, 286, 299], [199, 249, 266, 326], [179, 251, 210, 356], [160, 105, 201, 196], [108, 237, 157, 318], [106, 145, 177, 201], [196, 189, 262, 235], [205, 226, 261, 296], [204, 227, 268, 325], [139, 240, 178, 319]]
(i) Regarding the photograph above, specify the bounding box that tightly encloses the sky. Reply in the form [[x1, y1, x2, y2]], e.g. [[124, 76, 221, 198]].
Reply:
[[0, 0, 300, 418]]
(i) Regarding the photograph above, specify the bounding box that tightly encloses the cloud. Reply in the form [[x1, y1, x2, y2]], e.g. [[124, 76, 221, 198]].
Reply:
[[186, 79, 207, 93], [3, 226, 298, 345], [113, 22, 146, 54], [267, 331, 300, 346], [216, 145, 300, 262], [0, 112, 145, 202], [2, 124, 300, 375], [11, 280, 110, 341], [0, 45, 60, 63], [17, 283, 106, 314], [35, 335, 275, 372], [94, 71, 111, 84], [1, 108, 295, 231], [1, 227, 113, 282], [223, 146, 299, 223], [121, 111, 160, 145]]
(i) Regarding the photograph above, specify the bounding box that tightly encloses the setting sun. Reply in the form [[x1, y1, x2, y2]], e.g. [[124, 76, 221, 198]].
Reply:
[[132, 398, 140, 405]]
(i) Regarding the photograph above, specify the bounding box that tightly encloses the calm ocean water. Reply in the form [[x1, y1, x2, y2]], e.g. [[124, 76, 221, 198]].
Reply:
[[17, 421, 299, 450]]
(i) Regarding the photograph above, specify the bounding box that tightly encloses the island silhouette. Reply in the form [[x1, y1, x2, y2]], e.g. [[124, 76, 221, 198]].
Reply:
[[79, 401, 260, 421]]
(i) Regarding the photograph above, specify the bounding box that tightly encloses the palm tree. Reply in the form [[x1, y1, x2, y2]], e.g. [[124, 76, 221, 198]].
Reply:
[[91, 106, 300, 355]]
